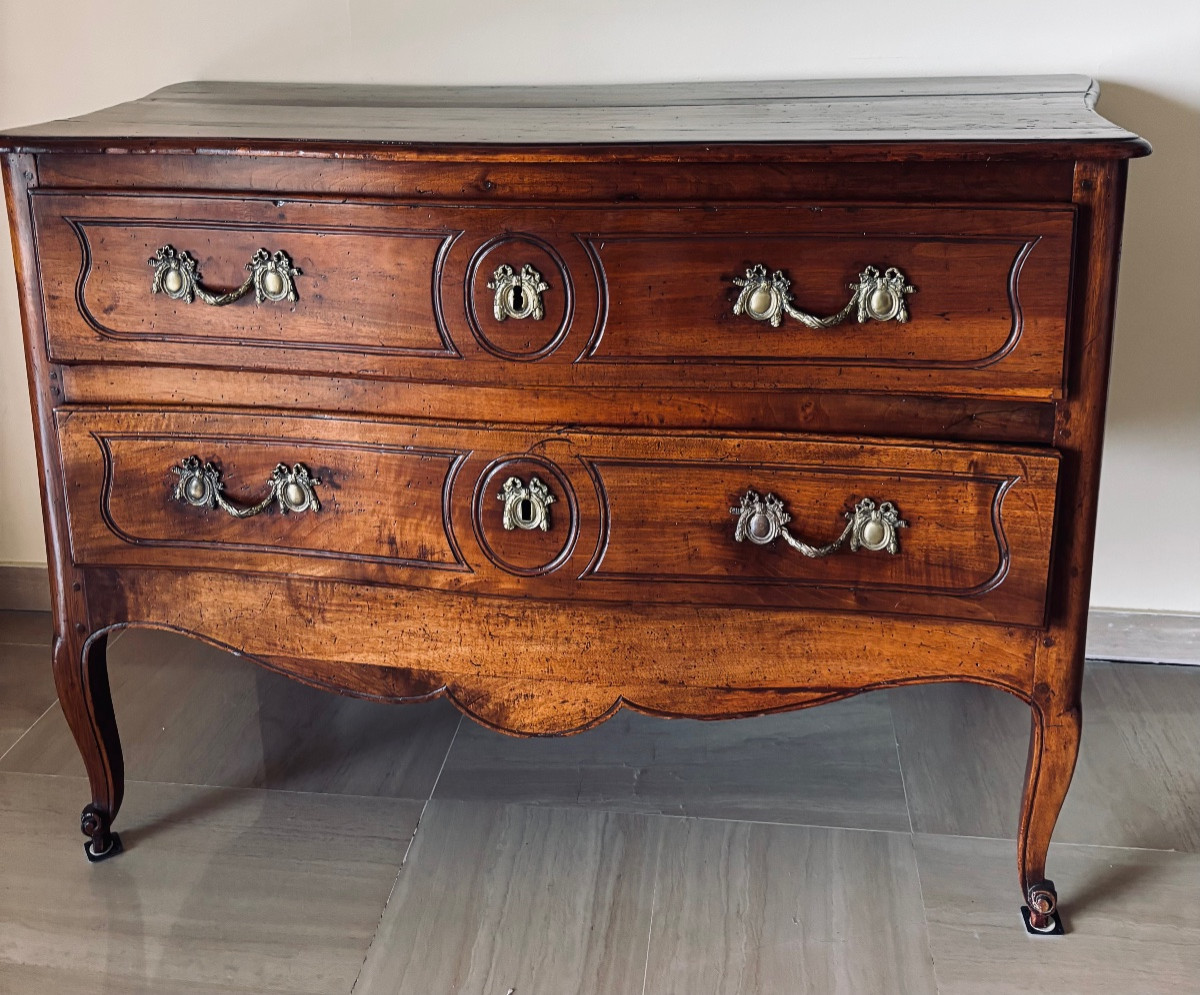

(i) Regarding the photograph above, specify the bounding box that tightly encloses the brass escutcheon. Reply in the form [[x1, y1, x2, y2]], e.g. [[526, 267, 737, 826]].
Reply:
[[498, 475, 554, 531]]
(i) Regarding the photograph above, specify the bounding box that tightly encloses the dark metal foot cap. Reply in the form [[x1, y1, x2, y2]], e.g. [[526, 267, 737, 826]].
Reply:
[[84, 831, 123, 863], [1021, 904, 1064, 935]]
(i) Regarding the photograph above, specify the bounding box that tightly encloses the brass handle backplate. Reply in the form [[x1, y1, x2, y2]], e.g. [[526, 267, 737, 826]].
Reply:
[[488, 263, 549, 321], [150, 245, 301, 306], [173, 456, 320, 518], [731, 490, 907, 557], [498, 475, 554, 531], [732, 263, 913, 328]]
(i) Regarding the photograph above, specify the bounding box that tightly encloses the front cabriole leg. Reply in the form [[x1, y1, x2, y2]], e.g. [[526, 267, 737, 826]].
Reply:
[[1017, 689, 1081, 935], [5, 154, 126, 861], [53, 628, 125, 861]]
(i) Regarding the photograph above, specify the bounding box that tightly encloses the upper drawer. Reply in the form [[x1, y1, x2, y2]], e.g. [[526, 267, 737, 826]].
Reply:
[[34, 193, 1074, 397]]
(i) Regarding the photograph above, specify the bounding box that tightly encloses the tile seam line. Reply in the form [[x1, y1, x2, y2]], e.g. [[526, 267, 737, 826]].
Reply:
[[907, 830, 1190, 855], [350, 712, 462, 995], [2, 770, 1187, 858], [891, 695, 942, 992], [908, 834, 945, 995], [0, 699, 60, 767], [407, 803, 915, 837], [0, 768, 461, 806], [640, 834, 661, 995], [0, 618, 128, 650]]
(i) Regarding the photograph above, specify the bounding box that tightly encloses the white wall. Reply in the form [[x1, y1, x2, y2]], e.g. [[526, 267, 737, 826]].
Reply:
[[2, 0, 1198, 612]]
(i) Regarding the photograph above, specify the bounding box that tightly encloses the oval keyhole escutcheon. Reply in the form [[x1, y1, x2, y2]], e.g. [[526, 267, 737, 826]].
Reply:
[[489, 263, 547, 322], [498, 476, 554, 532], [465, 234, 578, 361], [472, 456, 580, 577]]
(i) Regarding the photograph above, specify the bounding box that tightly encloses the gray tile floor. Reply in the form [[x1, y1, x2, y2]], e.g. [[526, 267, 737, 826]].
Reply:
[[1, 614, 1198, 994]]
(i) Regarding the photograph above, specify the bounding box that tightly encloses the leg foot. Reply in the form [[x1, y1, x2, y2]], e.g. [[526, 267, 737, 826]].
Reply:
[[1017, 697, 1080, 936], [53, 630, 126, 861], [81, 803, 124, 862], [1021, 879, 1064, 935]]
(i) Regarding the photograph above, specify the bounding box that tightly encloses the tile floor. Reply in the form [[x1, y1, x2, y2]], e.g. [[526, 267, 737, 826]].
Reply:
[[1, 612, 1198, 994]]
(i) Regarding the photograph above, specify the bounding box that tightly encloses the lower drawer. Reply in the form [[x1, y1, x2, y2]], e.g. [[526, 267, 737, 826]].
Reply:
[[57, 408, 1059, 626]]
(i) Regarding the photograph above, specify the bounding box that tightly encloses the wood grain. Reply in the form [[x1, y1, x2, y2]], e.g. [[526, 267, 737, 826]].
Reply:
[[0, 78, 1147, 929], [57, 408, 1059, 625], [35, 152, 1080, 204], [59, 367, 1060, 443], [33, 193, 1075, 397], [79, 566, 1043, 735], [43, 198, 456, 356], [1, 76, 1149, 149], [1010, 157, 1135, 929]]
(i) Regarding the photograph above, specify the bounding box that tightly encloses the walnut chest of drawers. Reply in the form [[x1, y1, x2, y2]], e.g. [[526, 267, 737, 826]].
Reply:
[[1, 76, 1148, 933]]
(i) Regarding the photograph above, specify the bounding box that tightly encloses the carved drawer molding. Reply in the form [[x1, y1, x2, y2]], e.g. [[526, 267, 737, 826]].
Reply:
[[2, 77, 1147, 936]]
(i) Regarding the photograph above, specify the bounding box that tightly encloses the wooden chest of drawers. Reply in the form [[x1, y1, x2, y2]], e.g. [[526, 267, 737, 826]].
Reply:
[[1, 77, 1147, 934]]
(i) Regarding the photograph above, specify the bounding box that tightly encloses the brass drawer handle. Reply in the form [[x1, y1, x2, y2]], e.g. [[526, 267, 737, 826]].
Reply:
[[149, 245, 301, 306], [732, 263, 913, 328], [731, 490, 906, 557], [488, 263, 549, 321], [498, 475, 554, 531], [173, 456, 320, 517]]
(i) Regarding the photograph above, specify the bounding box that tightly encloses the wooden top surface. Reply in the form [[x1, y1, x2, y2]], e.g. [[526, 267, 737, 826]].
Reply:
[[1, 76, 1147, 156]]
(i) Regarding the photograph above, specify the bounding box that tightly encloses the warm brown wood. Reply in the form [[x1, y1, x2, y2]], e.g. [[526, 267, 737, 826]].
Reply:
[[56, 407, 1059, 625], [4, 153, 124, 859], [53, 630, 124, 859], [58, 367, 1060, 443], [1, 79, 1146, 932], [35, 152, 1079, 204], [81, 567, 1043, 732], [35, 193, 454, 357], [34, 193, 1074, 397], [1013, 157, 1134, 932]]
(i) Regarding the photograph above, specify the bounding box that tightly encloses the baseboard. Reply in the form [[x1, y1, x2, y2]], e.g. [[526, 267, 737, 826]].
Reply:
[[0, 564, 1195, 664], [0, 563, 51, 612], [1085, 609, 1200, 666]]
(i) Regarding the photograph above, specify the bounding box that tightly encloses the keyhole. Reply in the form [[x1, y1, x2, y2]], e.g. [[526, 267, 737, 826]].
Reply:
[[519, 498, 533, 522], [511, 285, 525, 311]]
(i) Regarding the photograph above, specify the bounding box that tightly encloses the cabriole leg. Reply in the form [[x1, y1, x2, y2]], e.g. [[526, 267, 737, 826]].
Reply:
[[52, 629, 125, 861], [1017, 696, 1081, 935]]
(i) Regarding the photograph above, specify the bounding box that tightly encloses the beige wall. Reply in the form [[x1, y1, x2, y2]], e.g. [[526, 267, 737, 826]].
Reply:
[[2, 0, 1197, 612]]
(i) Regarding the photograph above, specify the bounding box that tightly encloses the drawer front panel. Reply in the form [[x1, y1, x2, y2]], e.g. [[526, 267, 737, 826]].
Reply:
[[585, 460, 1019, 594], [59, 409, 1059, 626], [35, 194, 459, 359], [37, 193, 1072, 397], [585, 231, 1060, 369], [61, 422, 468, 573]]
